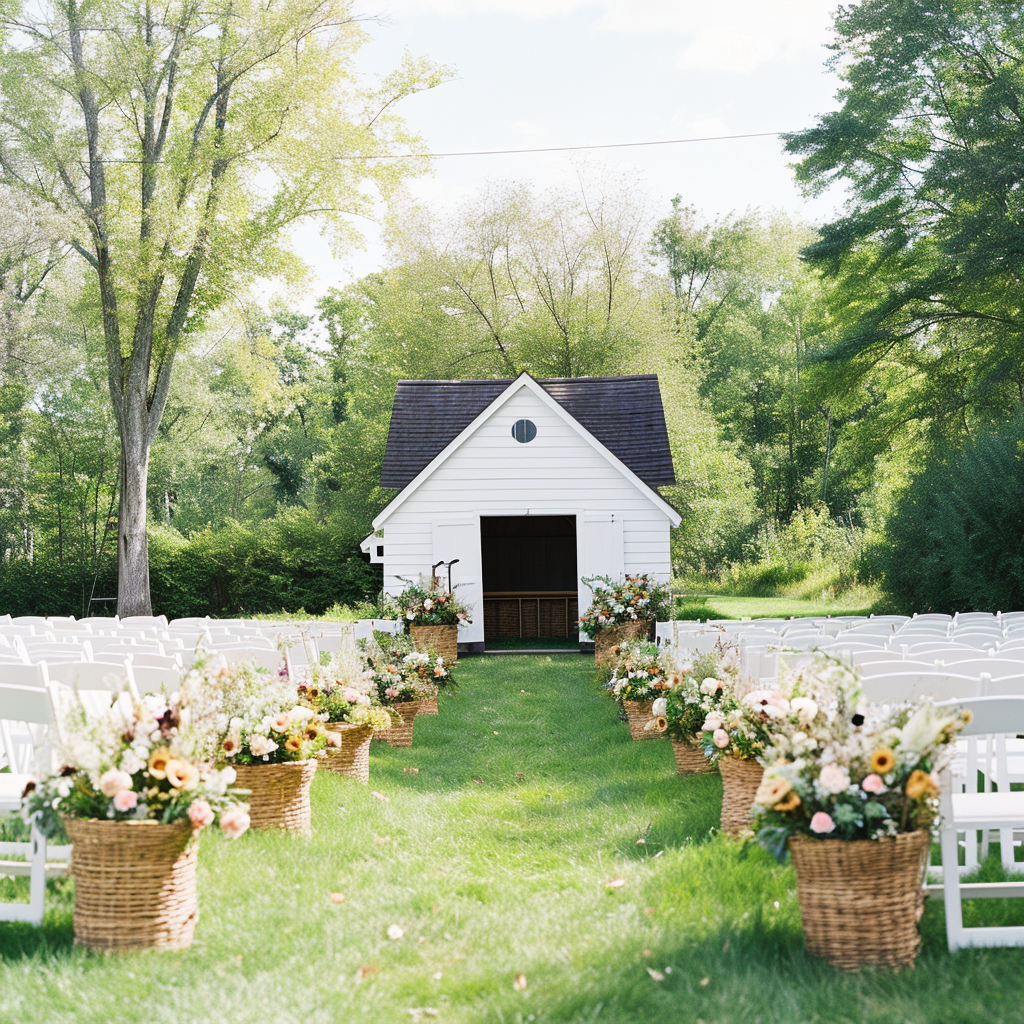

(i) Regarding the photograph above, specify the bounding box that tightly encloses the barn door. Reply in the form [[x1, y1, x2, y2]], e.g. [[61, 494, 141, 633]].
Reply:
[[577, 512, 624, 640], [432, 516, 484, 645]]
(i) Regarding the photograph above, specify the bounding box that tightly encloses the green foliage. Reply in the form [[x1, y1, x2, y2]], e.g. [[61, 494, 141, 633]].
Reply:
[[875, 417, 1024, 612], [148, 513, 381, 619]]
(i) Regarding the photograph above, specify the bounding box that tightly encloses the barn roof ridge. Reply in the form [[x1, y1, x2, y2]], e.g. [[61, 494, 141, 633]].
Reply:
[[381, 373, 676, 491]]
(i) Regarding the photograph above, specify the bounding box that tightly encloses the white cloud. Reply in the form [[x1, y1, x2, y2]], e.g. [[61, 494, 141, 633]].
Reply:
[[512, 119, 552, 139]]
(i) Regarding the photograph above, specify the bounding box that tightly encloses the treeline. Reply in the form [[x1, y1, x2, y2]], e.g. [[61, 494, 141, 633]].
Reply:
[[3, 0, 1024, 615]]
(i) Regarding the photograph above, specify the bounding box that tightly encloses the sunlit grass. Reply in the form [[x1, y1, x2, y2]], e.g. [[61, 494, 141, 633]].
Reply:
[[0, 655, 1021, 1023]]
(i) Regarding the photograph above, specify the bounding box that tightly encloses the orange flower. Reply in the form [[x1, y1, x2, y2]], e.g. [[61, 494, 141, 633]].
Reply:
[[869, 748, 896, 775], [285, 735, 302, 753], [775, 791, 801, 812], [164, 759, 199, 791], [148, 748, 171, 780], [905, 769, 939, 801]]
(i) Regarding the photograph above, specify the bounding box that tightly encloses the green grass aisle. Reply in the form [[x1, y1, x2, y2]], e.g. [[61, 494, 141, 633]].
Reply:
[[1, 655, 1023, 1023]]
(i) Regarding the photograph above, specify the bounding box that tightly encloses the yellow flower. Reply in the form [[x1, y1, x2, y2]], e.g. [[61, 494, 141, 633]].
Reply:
[[164, 759, 199, 791], [775, 790, 801, 813], [284, 735, 303, 753], [905, 769, 939, 801], [755, 774, 793, 808], [870, 748, 896, 775], [148, 748, 171, 780], [653, 715, 668, 732]]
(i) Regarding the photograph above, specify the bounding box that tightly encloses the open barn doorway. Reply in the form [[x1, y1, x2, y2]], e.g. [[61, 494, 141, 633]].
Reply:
[[481, 515, 578, 650]]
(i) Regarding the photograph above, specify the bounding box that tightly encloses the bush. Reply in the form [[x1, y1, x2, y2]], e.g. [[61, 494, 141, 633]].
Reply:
[[0, 510, 382, 619], [877, 418, 1024, 612]]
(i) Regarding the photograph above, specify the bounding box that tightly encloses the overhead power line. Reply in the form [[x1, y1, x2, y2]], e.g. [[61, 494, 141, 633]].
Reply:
[[337, 130, 787, 160]]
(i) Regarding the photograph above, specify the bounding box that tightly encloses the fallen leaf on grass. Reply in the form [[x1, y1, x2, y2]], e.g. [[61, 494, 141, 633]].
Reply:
[[374, 835, 390, 845], [642, 949, 651, 958], [403, 767, 420, 774], [355, 965, 379, 981], [700, 976, 710, 987], [472, 777, 483, 785], [513, 973, 528, 991], [516, 772, 524, 778], [604, 878, 626, 889], [493, 731, 499, 735], [372, 791, 390, 802], [406, 1010, 439, 1022], [328, 893, 346, 904], [636, 838, 646, 845], [644, 907, 655, 915], [235, 954, 243, 963], [387, 924, 404, 940], [647, 968, 665, 982]]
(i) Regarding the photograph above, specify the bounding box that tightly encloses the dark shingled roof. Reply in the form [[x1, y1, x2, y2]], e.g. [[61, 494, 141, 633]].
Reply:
[[380, 374, 676, 490]]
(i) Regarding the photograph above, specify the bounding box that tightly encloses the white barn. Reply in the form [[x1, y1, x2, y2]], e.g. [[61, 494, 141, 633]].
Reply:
[[360, 373, 680, 652]]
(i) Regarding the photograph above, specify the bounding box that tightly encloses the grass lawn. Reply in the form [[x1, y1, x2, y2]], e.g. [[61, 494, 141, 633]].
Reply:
[[2, 655, 1023, 1023], [675, 593, 878, 622]]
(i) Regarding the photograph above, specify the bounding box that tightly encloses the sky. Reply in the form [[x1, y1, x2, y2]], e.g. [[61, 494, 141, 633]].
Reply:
[[293, 0, 846, 298]]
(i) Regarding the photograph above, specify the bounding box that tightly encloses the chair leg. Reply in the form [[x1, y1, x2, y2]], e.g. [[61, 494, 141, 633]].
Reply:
[[25, 819, 46, 927], [941, 822, 965, 952]]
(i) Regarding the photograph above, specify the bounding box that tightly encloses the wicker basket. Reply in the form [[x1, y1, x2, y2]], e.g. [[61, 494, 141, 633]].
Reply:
[[63, 817, 198, 952], [384, 698, 431, 747], [594, 620, 652, 667], [622, 699, 659, 741], [410, 624, 458, 663], [719, 756, 764, 834], [322, 723, 375, 783], [419, 692, 439, 716], [789, 830, 930, 970], [671, 738, 715, 774], [233, 759, 317, 835]]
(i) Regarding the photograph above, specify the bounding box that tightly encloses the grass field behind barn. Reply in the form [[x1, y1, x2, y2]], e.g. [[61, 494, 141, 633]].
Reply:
[[1, 655, 1023, 1023]]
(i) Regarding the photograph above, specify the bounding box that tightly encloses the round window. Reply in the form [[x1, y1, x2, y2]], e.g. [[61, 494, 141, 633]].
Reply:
[[511, 419, 537, 443]]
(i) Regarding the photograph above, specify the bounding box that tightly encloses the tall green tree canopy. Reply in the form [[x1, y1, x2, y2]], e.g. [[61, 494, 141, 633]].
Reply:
[[786, 0, 1024, 406], [0, 0, 446, 612]]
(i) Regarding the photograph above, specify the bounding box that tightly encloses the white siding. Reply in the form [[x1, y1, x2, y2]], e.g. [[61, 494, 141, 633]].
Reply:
[[378, 385, 673, 643]]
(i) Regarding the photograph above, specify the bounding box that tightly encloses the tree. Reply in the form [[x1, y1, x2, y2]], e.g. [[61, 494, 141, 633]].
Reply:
[[785, 0, 1024, 416], [0, 0, 446, 613]]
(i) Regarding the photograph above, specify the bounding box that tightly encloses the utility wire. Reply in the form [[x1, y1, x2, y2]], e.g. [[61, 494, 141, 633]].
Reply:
[[339, 130, 787, 160]]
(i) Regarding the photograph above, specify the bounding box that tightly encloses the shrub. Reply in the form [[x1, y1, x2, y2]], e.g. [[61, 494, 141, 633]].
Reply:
[[877, 418, 1024, 612]]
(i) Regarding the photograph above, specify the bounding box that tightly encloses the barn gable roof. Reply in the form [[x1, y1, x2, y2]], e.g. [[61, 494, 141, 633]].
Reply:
[[381, 374, 675, 490], [372, 373, 681, 530]]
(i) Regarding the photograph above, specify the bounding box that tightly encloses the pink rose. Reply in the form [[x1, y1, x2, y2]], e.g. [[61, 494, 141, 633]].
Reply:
[[862, 774, 887, 795], [112, 790, 138, 813], [713, 729, 730, 749], [99, 769, 133, 798], [187, 798, 215, 831], [343, 688, 363, 703], [810, 812, 835, 834], [219, 805, 250, 839], [702, 714, 723, 732]]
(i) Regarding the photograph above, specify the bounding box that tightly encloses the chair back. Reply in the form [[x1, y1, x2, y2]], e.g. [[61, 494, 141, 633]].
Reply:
[[42, 660, 134, 692], [936, 695, 1024, 737], [0, 663, 50, 689], [861, 672, 982, 702]]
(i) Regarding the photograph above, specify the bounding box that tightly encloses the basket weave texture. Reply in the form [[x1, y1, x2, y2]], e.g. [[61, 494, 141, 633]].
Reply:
[[64, 817, 198, 952], [789, 830, 930, 970], [594, 620, 652, 666], [719, 756, 764, 834], [622, 699, 658, 741], [419, 693, 439, 716], [384, 698, 431, 747], [671, 738, 715, 774], [322, 723, 374, 783], [233, 759, 317, 835], [410, 624, 458, 663]]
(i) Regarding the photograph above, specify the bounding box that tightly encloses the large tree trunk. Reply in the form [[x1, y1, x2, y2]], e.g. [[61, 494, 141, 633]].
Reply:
[[117, 389, 153, 617]]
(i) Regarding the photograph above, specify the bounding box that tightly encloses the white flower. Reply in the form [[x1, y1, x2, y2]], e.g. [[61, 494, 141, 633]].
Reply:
[[651, 697, 667, 717], [818, 763, 850, 795], [289, 705, 315, 721], [99, 769, 133, 798], [700, 678, 721, 696], [120, 749, 144, 776], [249, 735, 279, 757], [387, 924, 404, 940], [790, 697, 818, 726]]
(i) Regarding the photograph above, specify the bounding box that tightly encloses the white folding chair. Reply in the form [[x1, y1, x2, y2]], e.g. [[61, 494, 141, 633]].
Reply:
[[0, 685, 69, 925], [43, 660, 136, 694], [118, 615, 168, 629], [933, 696, 1024, 949], [213, 647, 284, 673], [126, 664, 183, 696], [861, 672, 982, 703]]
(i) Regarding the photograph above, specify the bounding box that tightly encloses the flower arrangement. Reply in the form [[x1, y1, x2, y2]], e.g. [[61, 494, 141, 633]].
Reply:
[[579, 573, 671, 638], [751, 657, 971, 858], [25, 688, 250, 840], [367, 637, 449, 705], [663, 648, 740, 744], [297, 647, 392, 734], [387, 575, 472, 627], [606, 641, 675, 703], [182, 655, 328, 765]]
